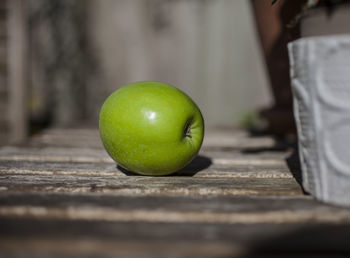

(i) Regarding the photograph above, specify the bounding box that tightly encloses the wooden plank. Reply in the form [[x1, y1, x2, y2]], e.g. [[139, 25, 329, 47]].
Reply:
[[0, 126, 296, 179], [10, 205, 345, 225], [0, 159, 293, 179], [0, 174, 302, 196], [0, 149, 292, 176], [0, 127, 295, 170], [0, 144, 290, 161], [0, 144, 291, 162], [0, 126, 315, 257], [0, 193, 314, 213], [1, 188, 350, 226], [0, 218, 349, 257], [25, 136, 105, 149], [0, 237, 243, 258], [1, 193, 350, 224], [0, 147, 112, 162], [0, 237, 347, 258]]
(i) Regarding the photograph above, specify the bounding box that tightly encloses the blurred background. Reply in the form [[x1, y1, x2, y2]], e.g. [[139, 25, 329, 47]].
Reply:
[[0, 0, 274, 145]]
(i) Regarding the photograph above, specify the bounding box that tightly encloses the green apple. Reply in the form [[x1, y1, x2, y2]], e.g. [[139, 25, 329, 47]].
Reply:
[[99, 81, 204, 176]]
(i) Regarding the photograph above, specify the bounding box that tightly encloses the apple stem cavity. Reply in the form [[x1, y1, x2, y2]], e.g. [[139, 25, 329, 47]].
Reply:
[[184, 120, 192, 138]]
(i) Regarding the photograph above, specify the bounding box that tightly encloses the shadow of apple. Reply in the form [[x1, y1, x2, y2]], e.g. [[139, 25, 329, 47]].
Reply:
[[117, 155, 212, 177]]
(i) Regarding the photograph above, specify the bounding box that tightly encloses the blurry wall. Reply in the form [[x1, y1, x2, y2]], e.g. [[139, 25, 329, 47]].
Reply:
[[88, 0, 271, 127], [28, 0, 271, 128], [0, 0, 8, 143]]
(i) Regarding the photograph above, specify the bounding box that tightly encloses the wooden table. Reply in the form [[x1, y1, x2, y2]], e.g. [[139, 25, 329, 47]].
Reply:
[[0, 127, 350, 257]]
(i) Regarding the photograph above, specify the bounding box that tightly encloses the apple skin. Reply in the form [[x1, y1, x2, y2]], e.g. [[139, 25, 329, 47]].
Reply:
[[99, 81, 204, 176]]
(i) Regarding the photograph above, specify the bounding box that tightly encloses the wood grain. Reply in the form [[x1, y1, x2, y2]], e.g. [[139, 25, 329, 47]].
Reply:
[[0, 174, 302, 196], [1, 127, 346, 257], [1, 219, 350, 257], [0, 158, 293, 179], [0, 193, 315, 212], [1, 193, 349, 224]]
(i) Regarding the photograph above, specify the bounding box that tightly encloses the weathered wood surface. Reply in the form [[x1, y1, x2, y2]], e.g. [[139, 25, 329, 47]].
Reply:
[[1, 127, 350, 257]]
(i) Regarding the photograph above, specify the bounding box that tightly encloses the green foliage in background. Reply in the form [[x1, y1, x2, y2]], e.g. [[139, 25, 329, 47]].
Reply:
[[237, 110, 260, 129]]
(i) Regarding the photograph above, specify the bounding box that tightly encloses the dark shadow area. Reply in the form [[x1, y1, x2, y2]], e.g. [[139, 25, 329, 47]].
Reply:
[[117, 165, 139, 176], [202, 135, 295, 153], [243, 224, 350, 257], [239, 135, 306, 194], [175, 155, 212, 177], [1, 217, 350, 257], [117, 155, 212, 177], [286, 147, 307, 194], [251, 0, 304, 139], [29, 115, 53, 137], [241, 136, 295, 154]]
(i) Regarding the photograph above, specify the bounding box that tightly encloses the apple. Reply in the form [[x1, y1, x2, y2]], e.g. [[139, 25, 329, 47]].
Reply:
[[99, 81, 204, 176]]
